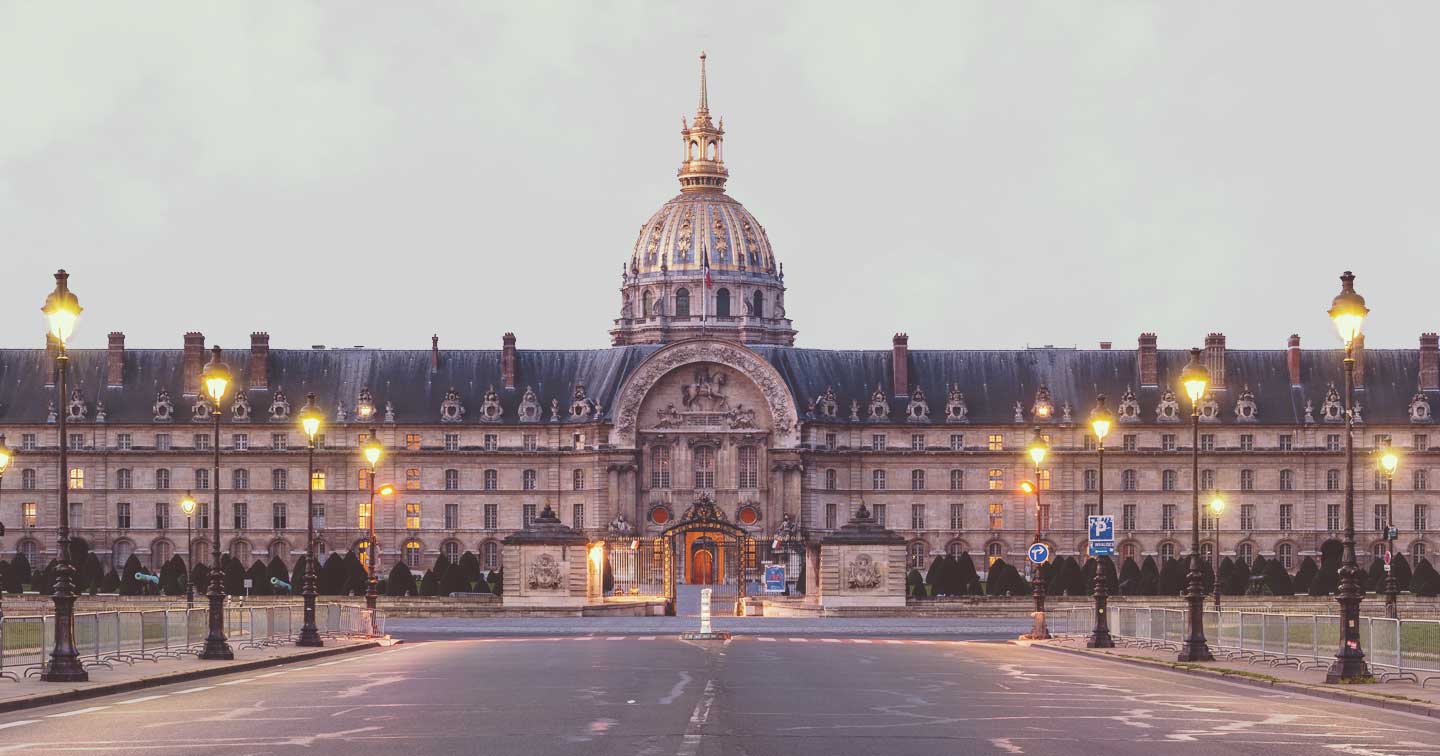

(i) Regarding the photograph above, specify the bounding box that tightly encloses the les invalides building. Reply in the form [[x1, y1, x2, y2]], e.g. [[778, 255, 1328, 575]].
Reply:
[[2, 55, 1438, 605]]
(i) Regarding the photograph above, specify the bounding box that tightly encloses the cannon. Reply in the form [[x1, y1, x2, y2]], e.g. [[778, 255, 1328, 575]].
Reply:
[[271, 576, 293, 593], [135, 572, 160, 585]]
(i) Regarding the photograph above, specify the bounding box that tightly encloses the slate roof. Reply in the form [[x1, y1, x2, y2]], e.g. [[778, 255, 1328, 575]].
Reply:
[[0, 345, 1429, 427]]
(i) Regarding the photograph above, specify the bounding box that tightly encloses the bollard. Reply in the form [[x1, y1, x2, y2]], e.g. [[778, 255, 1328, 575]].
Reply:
[[680, 587, 729, 640]]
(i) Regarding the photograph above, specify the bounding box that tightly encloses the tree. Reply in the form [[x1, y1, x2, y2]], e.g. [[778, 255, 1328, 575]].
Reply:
[[1367, 555, 1388, 593], [1263, 559, 1294, 596], [320, 553, 347, 595], [160, 555, 187, 595], [247, 560, 272, 596], [1292, 556, 1318, 595], [794, 557, 806, 596], [190, 563, 209, 595], [1058, 557, 1085, 596], [1392, 552, 1414, 592], [907, 568, 927, 600], [342, 551, 368, 595], [267, 557, 291, 594], [1246, 556, 1269, 596], [35, 560, 56, 595], [1158, 557, 1184, 596], [7, 553, 30, 593], [488, 567, 503, 596], [1411, 558, 1440, 597], [440, 564, 469, 596], [1224, 558, 1250, 596], [1081, 557, 1097, 596], [1199, 557, 1215, 596], [387, 562, 416, 596], [1118, 557, 1142, 596], [119, 554, 147, 596], [81, 552, 103, 595], [99, 567, 119, 593], [458, 551, 482, 589], [422, 554, 452, 597], [955, 552, 980, 595], [1310, 551, 1341, 596], [68, 538, 92, 591], [290, 555, 310, 592], [924, 556, 946, 596], [223, 555, 246, 596], [1138, 556, 1160, 596]]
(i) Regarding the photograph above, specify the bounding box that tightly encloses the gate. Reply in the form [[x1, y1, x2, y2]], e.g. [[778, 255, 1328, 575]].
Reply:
[[659, 496, 754, 616]]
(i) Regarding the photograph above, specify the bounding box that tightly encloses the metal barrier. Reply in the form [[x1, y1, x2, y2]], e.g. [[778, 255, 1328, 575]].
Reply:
[[1050, 605, 1440, 685], [0, 602, 382, 681]]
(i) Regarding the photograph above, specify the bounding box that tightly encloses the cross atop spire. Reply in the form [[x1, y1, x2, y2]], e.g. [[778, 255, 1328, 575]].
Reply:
[[678, 51, 726, 192]]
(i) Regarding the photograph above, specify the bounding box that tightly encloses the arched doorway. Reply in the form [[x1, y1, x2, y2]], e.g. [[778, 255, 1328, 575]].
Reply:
[[690, 537, 718, 584], [659, 496, 753, 616]]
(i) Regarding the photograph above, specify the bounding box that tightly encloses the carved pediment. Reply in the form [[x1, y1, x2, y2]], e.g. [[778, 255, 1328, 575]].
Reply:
[[268, 388, 290, 422], [1234, 386, 1258, 422], [439, 387, 465, 423], [905, 387, 930, 423], [944, 384, 969, 423], [153, 389, 175, 423], [1117, 387, 1141, 424], [517, 386, 542, 423], [478, 386, 503, 423], [867, 386, 890, 422]]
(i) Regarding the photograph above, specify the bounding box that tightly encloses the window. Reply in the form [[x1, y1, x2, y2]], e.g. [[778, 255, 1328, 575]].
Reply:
[[1239, 434, 1253, 452], [442, 541, 461, 564], [1375, 470, 1386, 492], [232, 434, 248, 451], [484, 503, 498, 530], [21, 434, 36, 451], [1374, 434, 1392, 448], [1122, 434, 1137, 452], [406, 468, 421, 491], [1038, 469, 1051, 490], [115, 433, 132, 451], [484, 469, 497, 491], [358, 467, 373, 491], [572, 503, 584, 529], [157, 468, 172, 490], [814, 501, 833, 529], [522, 503, 537, 527], [825, 433, 838, 450], [444, 433, 460, 451], [1416, 470, 1429, 491], [233, 502, 249, 530], [911, 504, 926, 530], [1374, 504, 1390, 532], [1239, 469, 1254, 491], [521, 469, 537, 491], [482, 541, 500, 571], [271, 433, 287, 451], [1279, 469, 1295, 491], [1200, 469, 1215, 490], [1162, 470, 1177, 491], [1326, 469, 1341, 491], [987, 434, 1004, 451], [311, 503, 325, 529], [950, 434, 964, 451], [872, 470, 887, 491], [738, 446, 759, 489], [1161, 504, 1176, 530], [405, 434, 422, 451], [68, 468, 84, 489], [194, 434, 210, 451], [483, 434, 498, 452], [911, 469, 925, 491], [1327, 503, 1341, 531], [523, 435, 537, 452], [22, 502, 36, 528], [825, 469, 838, 491], [404, 540, 422, 569], [197, 503, 210, 530], [1121, 469, 1138, 491], [907, 541, 928, 570], [232, 469, 249, 490], [988, 502, 1003, 529], [1279, 503, 1294, 530], [115, 468, 132, 490], [272, 469, 288, 490], [1199, 434, 1215, 452], [445, 469, 460, 491], [310, 471, 325, 491], [1413, 542, 1428, 565], [69, 502, 83, 527], [1083, 435, 1096, 451], [693, 447, 715, 489], [674, 288, 690, 317], [1199, 543, 1214, 558], [272, 503, 287, 529], [873, 503, 886, 527], [406, 502, 421, 530], [1160, 542, 1177, 560], [1161, 434, 1176, 452], [987, 541, 1004, 564], [1416, 434, 1430, 452], [1235, 542, 1254, 566], [68, 433, 83, 450], [567, 468, 582, 491], [714, 288, 730, 317], [1277, 543, 1294, 570], [1417, 504, 1428, 532], [871, 434, 886, 451], [950, 502, 964, 530], [1122, 503, 1136, 531], [1326, 434, 1341, 452], [357, 501, 371, 529], [1085, 502, 1098, 520], [1083, 469, 1098, 492], [650, 447, 671, 489], [910, 434, 925, 451], [1201, 510, 1217, 531], [440, 502, 459, 530], [21, 469, 36, 490], [1240, 504, 1256, 531], [950, 469, 964, 491], [116, 502, 132, 529], [988, 469, 1003, 490], [112, 540, 134, 570], [155, 503, 170, 530]]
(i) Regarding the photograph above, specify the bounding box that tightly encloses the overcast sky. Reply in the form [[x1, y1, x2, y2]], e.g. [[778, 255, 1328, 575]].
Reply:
[[4, 2, 1438, 352]]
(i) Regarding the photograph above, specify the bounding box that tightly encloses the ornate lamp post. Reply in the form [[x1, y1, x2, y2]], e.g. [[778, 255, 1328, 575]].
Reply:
[[1021, 427, 1050, 640], [1209, 496, 1225, 612], [199, 346, 234, 660], [0, 434, 12, 621], [1177, 347, 1214, 662], [40, 269, 88, 682], [1379, 447, 1400, 619], [180, 493, 197, 608], [359, 431, 389, 612], [1326, 271, 1374, 682], [296, 394, 325, 646], [1087, 396, 1115, 648]]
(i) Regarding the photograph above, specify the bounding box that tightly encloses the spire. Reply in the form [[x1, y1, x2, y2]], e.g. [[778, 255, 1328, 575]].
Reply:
[[678, 51, 727, 192], [698, 51, 709, 116]]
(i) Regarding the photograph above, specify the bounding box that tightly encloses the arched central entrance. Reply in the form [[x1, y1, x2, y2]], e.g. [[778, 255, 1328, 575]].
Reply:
[[660, 496, 753, 616]]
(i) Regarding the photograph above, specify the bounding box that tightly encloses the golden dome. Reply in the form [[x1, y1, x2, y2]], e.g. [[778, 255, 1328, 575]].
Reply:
[[630, 192, 777, 276]]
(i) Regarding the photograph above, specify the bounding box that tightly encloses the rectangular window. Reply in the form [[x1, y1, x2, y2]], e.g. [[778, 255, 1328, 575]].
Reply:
[[1202, 510, 1217, 531], [1122, 434, 1137, 452], [1161, 504, 1176, 530], [1083, 434, 1096, 451], [232, 469, 249, 490], [987, 434, 1003, 451], [194, 434, 210, 451], [69, 502, 83, 527], [272, 503, 287, 529], [68, 433, 83, 450], [232, 433, 248, 451], [737, 447, 759, 489], [406, 468, 421, 490], [1240, 469, 1255, 491], [825, 502, 838, 529], [1122, 503, 1136, 531], [1038, 469, 1051, 490], [522, 469, 538, 491], [1374, 434, 1392, 448], [1327, 503, 1341, 531], [406, 502, 421, 530], [1416, 504, 1428, 532], [988, 502, 1003, 530], [484, 503, 498, 530], [1326, 469, 1341, 491], [22, 502, 37, 528], [825, 433, 838, 450], [484, 434, 498, 452], [911, 469, 926, 491], [156, 469, 171, 489], [871, 434, 886, 451], [1199, 434, 1215, 452], [116, 433, 132, 451], [1240, 504, 1256, 531], [910, 434, 925, 451], [1415, 469, 1429, 491], [910, 504, 925, 530], [1374, 504, 1389, 532], [310, 471, 325, 491], [1416, 434, 1430, 452], [873, 503, 886, 527], [825, 469, 838, 490], [1239, 434, 1253, 451], [196, 503, 209, 530], [446, 469, 461, 491], [357, 502, 371, 529], [1278, 434, 1293, 451], [1279, 503, 1294, 530], [950, 434, 963, 451], [271, 433, 287, 451], [312, 503, 325, 530], [523, 434, 537, 452], [155, 433, 171, 451], [1161, 434, 1176, 452], [116, 468, 133, 489], [523, 503, 537, 528], [1326, 434, 1341, 452], [233, 502, 249, 530], [116, 502, 131, 530], [1162, 470, 1176, 491], [1279, 469, 1295, 491], [68, 468, 84, 489], [445, 433, 460, 451], [988, 468, 1003, 490], [21, 433, 36, 451], [484, 469, 498, 491], [950, 502, 964, 530], [1200, 469, 1215, 490], [1085, 502, 1098, 521], [1121, 469, 1137, 491], [272, 469, 288, 490], [871, 470, 886, 491], [406, 433, 422, 450], [155, 503, 170, 530], [572, 503, 584, 529], [445, 502, 459, 529], [949, 469, 964, 491]]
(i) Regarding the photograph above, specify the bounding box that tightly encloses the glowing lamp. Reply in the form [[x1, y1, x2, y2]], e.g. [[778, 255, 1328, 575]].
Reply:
[[361, 431, 384, 468], [1380, 449, 1399, 476], [0, 435, 12, 477], [1089, 395, 1114, 443], [1328, 270, 1369, 346], [1026, 427, 1049, 466], [1208, 496, 1225, 516], [1018, 481, 1036, 495], [201, 346, 232, 404], [41, 269, 82, 344], [180, 493, 197, 517], [1180, 347, 1210, 404], [297, 393, 324, 441], [377, 484, 395, 497]]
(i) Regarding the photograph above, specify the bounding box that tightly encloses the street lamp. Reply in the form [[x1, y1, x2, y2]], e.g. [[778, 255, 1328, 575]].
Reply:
[[1177, 347, 1214, 662], [40, 269, 87, 682], [180, 493, 197, 607], [1209, 496, 1225, 611], [1379, 446, 1400, 620], [296, 394, 325, 646], [199, 346, 234, 661], [360, 431, 389, 612], [0, 433, 12, 622], [1022, 427, 1050, 640], [1326, 270, 1373, 682], [1087, 395, 1116, 648]]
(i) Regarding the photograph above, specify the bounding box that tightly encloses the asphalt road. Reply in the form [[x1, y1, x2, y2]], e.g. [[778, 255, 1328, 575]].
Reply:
[[0, 632, 1434, 755]]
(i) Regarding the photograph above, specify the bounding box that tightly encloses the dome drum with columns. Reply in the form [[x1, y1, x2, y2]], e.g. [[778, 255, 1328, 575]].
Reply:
[[612, 53, 796, 347]]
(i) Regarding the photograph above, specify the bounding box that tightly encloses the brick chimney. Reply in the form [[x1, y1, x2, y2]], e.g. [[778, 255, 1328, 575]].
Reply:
[[249, 332, 269, 390], [431, 334, 440, 372], [892, 333, 909, 398], [502, 333, 517, 390], [1099, 341, 1112, 351], [182, 332, 205, 396], [106, 332, 125, 388], [1203, 332, 1226, 390], [1138, 333, 1158, 388], [1353, 333, 1366, 390], [1287, 334, 1302, 386], [1421, 333, 1439, 391]]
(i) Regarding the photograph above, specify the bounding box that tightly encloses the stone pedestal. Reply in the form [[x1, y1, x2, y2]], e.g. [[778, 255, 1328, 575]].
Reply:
[[818, 504, 906, 609], [502, 504, 592, 608]]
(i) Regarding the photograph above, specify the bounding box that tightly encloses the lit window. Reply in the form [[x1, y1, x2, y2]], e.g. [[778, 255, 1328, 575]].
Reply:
[[406, 434, 422, 450], [987, 503, 1003, 530], [22, 502, 37, 528], [987, 468, 1003, 490], [406, 502, 421, 530], [310, 471, 326, 491], [405, 540, 422, 568], [987, 434, 1003, 451], [1037, 469, 1050, 490], [68, 468, 84, 490], [357, 502, 372, 529], [406, 469, 421, 490]]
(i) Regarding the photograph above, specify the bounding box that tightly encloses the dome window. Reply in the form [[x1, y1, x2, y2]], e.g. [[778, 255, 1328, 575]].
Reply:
[[675, 288, 690, 317], [751, 290, 764, 318], [716, 288, 730, 318]]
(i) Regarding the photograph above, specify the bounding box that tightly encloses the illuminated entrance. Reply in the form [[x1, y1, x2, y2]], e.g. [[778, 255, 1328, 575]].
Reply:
[[660, 497, 754, 615]]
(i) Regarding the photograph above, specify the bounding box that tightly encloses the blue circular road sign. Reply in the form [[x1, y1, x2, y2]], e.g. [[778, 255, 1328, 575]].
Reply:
[[1028, 542, 1051, 564]]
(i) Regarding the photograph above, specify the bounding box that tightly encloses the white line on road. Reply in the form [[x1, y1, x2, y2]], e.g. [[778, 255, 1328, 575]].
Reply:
[[606, 636, 625, 641], [676, 679, 716, 756], [639, 636, 657, 640], [821, 639, 841, 643], [757, 637, 776, 642], [174, 686, 214, 694], [254, 671, 289, 678], [216, 678, 257, 686], [115, 695, 168, 705], [789, 638, 807, 643], [46, 706, 109, 718], [0, 721, 38, 730]]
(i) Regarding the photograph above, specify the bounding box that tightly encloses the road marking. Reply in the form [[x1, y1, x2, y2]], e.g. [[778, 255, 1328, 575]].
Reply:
[[639, 636, 657, 640], [676, 679, 716, 756], [821, 639, 841, 643], [789, 638, 807, 643], [851, 639, 872, 644], [46, 706, 109, 718], [175, 686, 214, 694], [0, 721, 39, 730], [255, 671, 289, 678], [884, 640, 904, 644], [606, 636, 625, 641], [216, 678, 257, 686], [115, 695, 168, 705], [757, 637, 776, 642]]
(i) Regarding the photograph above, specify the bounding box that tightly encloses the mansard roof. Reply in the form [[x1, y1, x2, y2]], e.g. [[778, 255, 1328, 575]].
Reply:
[[0, 344, 1429, 427]]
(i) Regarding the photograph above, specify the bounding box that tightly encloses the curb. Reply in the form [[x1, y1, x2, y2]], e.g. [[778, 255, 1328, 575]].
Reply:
[[1026, 641, 1440, 721], [0, 640, 383, 715]]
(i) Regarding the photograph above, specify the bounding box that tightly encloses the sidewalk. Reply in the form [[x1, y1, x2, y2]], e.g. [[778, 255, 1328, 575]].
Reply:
[[0, 638, 383, 714], [1028, 634, 1440, 720]]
